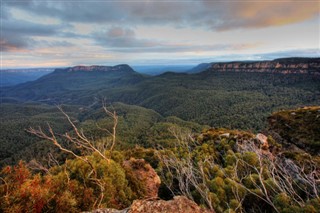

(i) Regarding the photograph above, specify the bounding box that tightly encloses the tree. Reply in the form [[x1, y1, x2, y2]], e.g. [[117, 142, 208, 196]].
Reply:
[[157, 128, 320, 213], [27, 104, 119, 208]]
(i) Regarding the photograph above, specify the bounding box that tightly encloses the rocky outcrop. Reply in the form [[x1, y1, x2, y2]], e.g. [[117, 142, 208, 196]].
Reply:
[[66, 64, 134, 72], [123, 158, 161, 198], [85, 209, 128, 213], [85, 159, 213, 213], [86, 196, 214, 213], [128, 196, 214, 213], [207, 57, 320, 75], [255, 133, 269, 150], [268, 106, 320, 155]]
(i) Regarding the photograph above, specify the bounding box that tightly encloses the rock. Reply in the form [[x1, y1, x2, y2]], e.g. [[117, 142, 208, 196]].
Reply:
[[84, 208, 128, 213], [67, 64, 134, 73], [208, 58, 320, 76], [123, 158, 160, 198], [128, 196, 214, 213], [220, 133, 230, 138], [256, 133, 269, 150], [85, 196, 214, 213]]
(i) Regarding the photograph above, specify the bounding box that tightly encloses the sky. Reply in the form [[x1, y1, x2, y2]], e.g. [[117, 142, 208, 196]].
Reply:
[[1, 0, 319, 68]]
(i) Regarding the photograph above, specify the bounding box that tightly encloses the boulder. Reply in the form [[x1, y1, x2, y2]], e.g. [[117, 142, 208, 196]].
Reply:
[[128, 196, 214, 213], [256, 133, 269, 150], [123, 158, 160, 198], [85, 196, 214, 213]]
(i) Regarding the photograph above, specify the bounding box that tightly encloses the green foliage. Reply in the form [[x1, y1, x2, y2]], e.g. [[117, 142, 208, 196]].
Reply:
[[1, 67, 319, 213], [2, 69, 319, 131], [0, 103, 79, 167], [268, 106, 320, 154], [0, 102, 205, 166], [0, 155, 149, 212], [158, 128, 320, 213]]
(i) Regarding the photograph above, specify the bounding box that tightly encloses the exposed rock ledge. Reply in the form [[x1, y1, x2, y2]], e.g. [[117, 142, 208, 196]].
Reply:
[[66, 64, 134, 72], [207, 57, 320, 75], [85, 196, 214, 213]]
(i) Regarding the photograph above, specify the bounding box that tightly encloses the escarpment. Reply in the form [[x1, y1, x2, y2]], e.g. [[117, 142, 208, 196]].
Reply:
[[207, 57, 320, 75]]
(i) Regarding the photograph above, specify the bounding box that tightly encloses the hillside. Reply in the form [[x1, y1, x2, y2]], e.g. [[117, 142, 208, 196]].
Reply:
[[187, 63, 211, 73], [0, 102, 206, 167], [0, 106, 319, 213], [268, 106, 320, 155], [0, 60, 319, 211], [0, 68, 54, 87], [1, 64, 146, 103], [2, 58, 319, 130]]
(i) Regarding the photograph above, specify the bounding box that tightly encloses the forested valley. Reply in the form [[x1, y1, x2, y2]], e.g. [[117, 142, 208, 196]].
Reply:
[[0, 58, 319, 212]]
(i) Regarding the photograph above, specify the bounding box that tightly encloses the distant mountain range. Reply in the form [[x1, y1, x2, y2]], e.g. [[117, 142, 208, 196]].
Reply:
[[1, 57, 319, 87], [187, 63, 211, 73], [133, 65, 194, 75], [1, 57, 319, 213], [1, 57, 319, 130], [0, 68, 55, 87]]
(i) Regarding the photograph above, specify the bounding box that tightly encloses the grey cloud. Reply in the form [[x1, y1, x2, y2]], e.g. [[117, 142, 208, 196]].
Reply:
[[4, 1, 318, 31], [108, 44, 254, 53], [1, 6, 10, 20], [93, 27, 257, 53], [1, 18, 71, 52], [2, 19, 59, 36], [36, 40, 75, 48], [0, 36, 33, 52], [94, 27, 160, 48]]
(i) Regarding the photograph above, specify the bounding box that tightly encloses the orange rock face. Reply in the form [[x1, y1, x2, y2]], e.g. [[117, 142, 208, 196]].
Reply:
[[128, 196, 214, 213], [87, 196, 214, 213], [208, 58, 320, 75], [123, 158, 161, 198]]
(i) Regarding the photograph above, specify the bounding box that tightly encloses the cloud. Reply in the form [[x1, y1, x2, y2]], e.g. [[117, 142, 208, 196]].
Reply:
[[92, 27, 259, 53], [94, 27, 159, 48], [2, 19, 59, 36], [1, 1, 318, 67], [205, 1, 320, 30], [4, 1, 318, 31], [1, 18, 70, 52], [0, 36, 32, 52]]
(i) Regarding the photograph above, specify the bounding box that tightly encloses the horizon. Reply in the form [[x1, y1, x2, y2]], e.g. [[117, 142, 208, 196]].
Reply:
[[1, 1, 319, 69], [2, 56, 320, 70]]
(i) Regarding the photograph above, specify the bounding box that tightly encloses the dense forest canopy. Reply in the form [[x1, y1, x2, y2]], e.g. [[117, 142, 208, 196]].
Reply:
[[0, 58, 319, 212]]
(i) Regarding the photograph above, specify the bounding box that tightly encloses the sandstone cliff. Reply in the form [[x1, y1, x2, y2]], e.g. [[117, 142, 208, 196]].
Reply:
[[66, 64, 134, 72], [207, 57, 320, 75]]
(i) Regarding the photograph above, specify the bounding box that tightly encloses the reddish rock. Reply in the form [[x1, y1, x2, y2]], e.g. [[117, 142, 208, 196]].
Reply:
[[208, 58, 320, 75], [256, 133, 269, 150], [128, 196, 214, 213], [123, 158, 160, 198], [86, 196, 214, 213]]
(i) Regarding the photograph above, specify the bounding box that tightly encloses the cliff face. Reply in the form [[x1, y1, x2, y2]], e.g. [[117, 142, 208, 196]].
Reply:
[[208, 58, 320, 75], [66, 64, 134, 72]]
